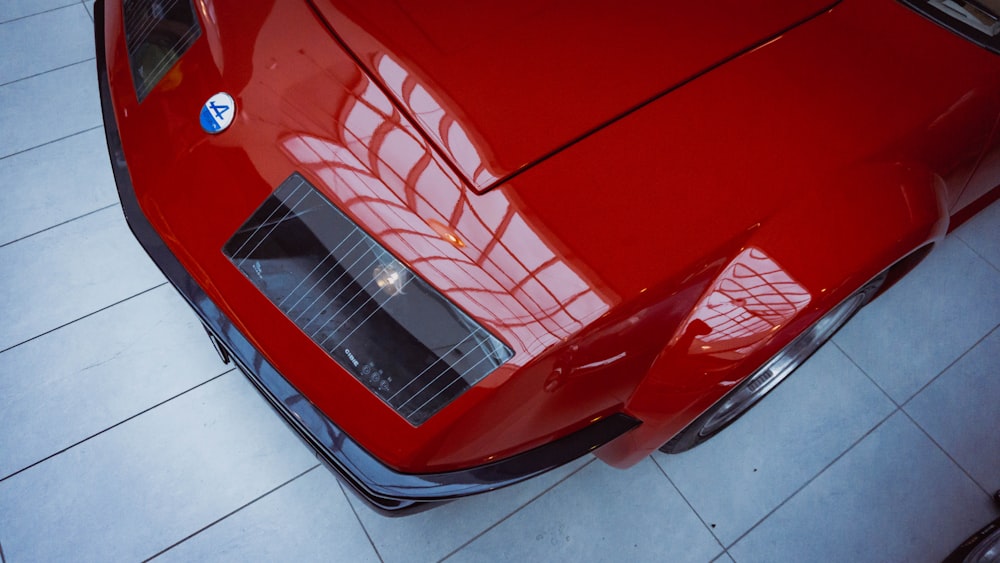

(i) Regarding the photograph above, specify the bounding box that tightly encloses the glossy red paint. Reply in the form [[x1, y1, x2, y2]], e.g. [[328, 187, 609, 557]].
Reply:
[[311, 0, 841, 191], [103, 0, 1000, 476]]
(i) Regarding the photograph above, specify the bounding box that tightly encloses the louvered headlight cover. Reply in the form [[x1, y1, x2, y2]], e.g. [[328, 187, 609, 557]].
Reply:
[[224, 174, 514, 426], [122, 0, 201, 101]]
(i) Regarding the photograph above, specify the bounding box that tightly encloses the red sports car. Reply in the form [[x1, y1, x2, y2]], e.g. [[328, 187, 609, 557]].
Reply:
[[97, 0, 1000, 512]]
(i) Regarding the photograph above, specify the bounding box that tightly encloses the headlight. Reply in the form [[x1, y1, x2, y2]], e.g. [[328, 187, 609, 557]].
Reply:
[[223, 173, 513, 426], [122, 0, 201, 101]]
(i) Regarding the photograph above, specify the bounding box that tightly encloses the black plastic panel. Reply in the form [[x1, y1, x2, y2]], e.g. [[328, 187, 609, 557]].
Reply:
[[224, 174, 513, 425]]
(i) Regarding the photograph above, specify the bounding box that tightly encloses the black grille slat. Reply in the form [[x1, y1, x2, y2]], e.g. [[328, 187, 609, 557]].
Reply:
[[224, 174, 513, 425]]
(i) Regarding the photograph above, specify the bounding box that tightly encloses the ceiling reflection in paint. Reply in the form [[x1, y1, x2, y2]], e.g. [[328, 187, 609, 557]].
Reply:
[[677, 247, 811, 361], [278, 53, 611, 355]]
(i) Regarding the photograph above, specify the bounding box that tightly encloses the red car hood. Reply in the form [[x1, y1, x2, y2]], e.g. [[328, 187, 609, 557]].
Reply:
[[311, 0, 839, 190], [105, 0, 992, 472]]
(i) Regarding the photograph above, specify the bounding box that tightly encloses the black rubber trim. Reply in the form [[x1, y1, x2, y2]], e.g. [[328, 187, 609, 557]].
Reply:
[[898, 0, 1000, 55], [95, 0, 639, 514]]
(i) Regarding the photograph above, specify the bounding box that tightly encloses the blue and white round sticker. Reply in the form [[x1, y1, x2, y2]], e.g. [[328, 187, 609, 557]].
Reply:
[[199, 92, 236, 134]]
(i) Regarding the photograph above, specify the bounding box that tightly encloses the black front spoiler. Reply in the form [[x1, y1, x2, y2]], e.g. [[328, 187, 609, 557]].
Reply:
[[94, 0, 638, 514]]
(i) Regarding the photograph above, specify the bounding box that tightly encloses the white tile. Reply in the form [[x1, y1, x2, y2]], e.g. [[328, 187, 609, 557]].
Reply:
[[85, 1, 96, 21], [906, 327, 1000, 494], [0, 285, 229, 478], [729, 412, 999, 562], [0, 61, 101, 158], [154, 468, 379, 562], [450, 458, 723, 563], [0, 128, 117, 246], [0, 371, 318, 562], [0, 0, 76, 24], [655, 343, 895, 546], [348, 456, 593, 563], [956, 198, 1000, 272], [0, 206, 164, 351], [834, 235, 1000, 403], [0, 5, 93, 85]]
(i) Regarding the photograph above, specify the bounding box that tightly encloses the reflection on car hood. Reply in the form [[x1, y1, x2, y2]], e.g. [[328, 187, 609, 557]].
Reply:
[[311, 0, 839, 191]]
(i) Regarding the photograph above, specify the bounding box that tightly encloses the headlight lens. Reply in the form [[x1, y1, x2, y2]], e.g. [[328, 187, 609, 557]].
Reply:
[[122, 0, 201, 101], [224, 173, 513, 426]]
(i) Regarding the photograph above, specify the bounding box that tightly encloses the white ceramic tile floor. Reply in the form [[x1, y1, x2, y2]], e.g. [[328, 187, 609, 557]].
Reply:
[[151, 468, 379, 563], [0, 1, 78, 25], [0, 4, 91, 85], [450, 457, 725, 563], [345, 456, 595, 563], [0, 285, 228, 478], [727, 412, 998, 563], [0, 61, 102, 157], [0, 128, 117, 246], [0, 6, 997, 563], [652, 344, 897, 547]]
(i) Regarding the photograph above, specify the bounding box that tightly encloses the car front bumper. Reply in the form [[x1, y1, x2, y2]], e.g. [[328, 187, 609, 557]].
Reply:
[[94, 0, 638, 514]]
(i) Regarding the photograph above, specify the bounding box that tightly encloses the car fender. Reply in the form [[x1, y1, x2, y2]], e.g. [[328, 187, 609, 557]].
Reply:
[[597, 159, 949, 467]]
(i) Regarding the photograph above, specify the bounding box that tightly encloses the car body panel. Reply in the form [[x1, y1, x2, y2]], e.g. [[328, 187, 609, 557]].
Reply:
[[101, 0, 1000, 494], [310, 0, 841, 191], [103, 0, 630, 470]]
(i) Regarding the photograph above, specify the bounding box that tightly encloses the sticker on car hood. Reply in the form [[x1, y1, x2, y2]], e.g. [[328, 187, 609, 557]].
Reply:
[[200, 92, 236, 134]]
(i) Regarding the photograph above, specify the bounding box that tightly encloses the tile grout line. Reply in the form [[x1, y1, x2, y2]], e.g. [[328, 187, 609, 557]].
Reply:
[[0, 2, 81, 25], [829, 325, 1000, 518], [0, 538, 5, 563], [82, 0, 95, 22], [899, 408, 996, 499], [898, 323, 1000, 410], [721, 408, 899, 551], [831, 340, 902, 411], [437, 457, 597, 562], [0, 281, 169, 356], [334, 478, 385, 563], [0, 202, 120, 250], [0, 57, 96, 89], [830, 323, 1000, 512], [897, 323, 1000, 499], [0, 368, 233, 484], [142, 463, 323, 562], [0, 125, 103, 163], [831, 227, 1000, 412], [833, 316, 1000, 439], [650, 455, 730, 558], [954, 231, 1000, 276]]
